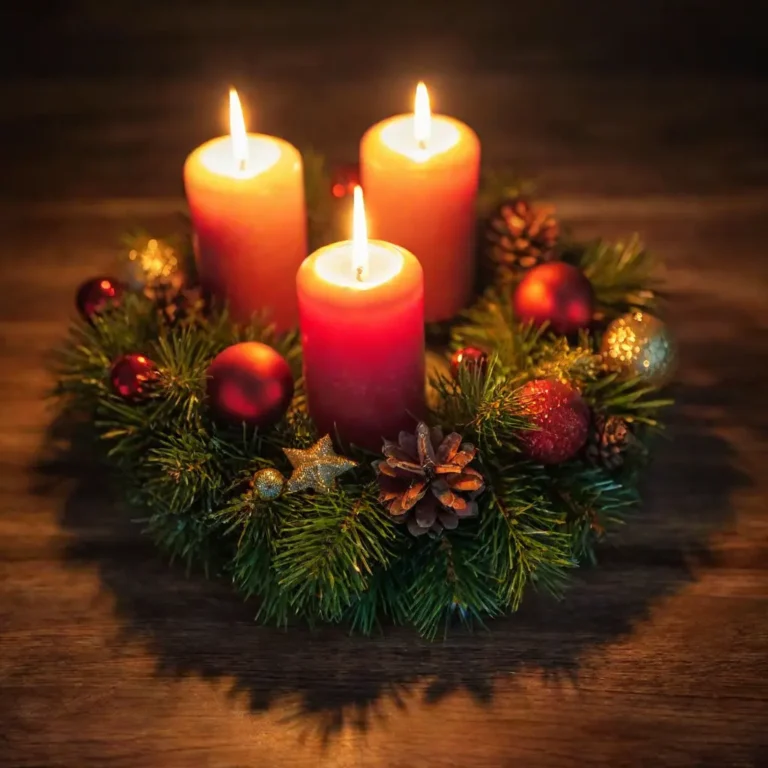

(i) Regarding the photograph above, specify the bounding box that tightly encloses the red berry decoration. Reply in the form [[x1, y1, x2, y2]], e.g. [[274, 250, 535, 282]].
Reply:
[[206, 342, 294, 430], [76, 276, 124, 322], [110, 354, 158, 400], [519, 379, 589, 464], [331, 163, 361, 198], [512, 262, 594, 335], [451, 347, 488, 379]]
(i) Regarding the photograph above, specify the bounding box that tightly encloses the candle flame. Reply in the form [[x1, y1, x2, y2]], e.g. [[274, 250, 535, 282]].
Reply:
[[352, 185, 369, 283], [229, 88, 248, 171], [414, 82, 431, 149]]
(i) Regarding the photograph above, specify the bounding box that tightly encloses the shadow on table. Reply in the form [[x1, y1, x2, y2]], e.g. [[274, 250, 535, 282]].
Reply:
[[32, 294, 754, 745]]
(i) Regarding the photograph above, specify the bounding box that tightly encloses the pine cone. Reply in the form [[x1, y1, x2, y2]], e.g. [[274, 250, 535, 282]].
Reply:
[[586, 412, 635, 470], [486, 197, 560, 281], [374, 422, 485, 536]]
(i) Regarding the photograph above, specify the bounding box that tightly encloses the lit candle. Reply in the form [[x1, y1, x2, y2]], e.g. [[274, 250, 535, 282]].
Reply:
[[360, 83, 481, 322], [184, 89, 307, 330], [297, 187, 425, 451]]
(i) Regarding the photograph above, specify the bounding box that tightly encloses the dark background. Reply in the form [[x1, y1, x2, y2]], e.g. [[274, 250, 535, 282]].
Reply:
[[2, 0, 768, 203], [1, 3, 767, 767]]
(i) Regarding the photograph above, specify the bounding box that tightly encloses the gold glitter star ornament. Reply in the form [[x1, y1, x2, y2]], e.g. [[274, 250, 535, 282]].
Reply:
[[283, 435, 358, 494]]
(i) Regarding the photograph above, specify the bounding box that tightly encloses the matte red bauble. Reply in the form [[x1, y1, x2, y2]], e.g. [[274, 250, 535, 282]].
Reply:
[[512, 262, 594, 335], [450, 347, 489, 379], [206, 342, 294, 430], [519, 379, 589, 464], [76, 276, 124, 321], [110, 354, 158, 400]]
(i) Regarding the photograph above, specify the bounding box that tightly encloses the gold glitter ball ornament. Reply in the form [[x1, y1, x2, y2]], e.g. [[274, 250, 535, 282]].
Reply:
[[283, 435, 358, 494], [250, 468, 286, 500], [601, 311, 674, 385]]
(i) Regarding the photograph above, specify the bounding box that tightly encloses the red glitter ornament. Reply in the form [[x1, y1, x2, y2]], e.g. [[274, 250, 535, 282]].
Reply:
[[512, 262, 594, 335], [110, 354, 158, 400], [450, 347, 489, 378], [330, 163, 361, 199], [519, 379, 589, 464], [76, 276, 124, 322], [206, 342, 294, 430]]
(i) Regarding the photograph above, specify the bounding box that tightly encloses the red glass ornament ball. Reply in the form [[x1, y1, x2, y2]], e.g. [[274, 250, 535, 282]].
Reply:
[[110, 354, 158, 400], [206, 342, 294, 430], [513, 262, 594, 335], [76, 276, 124, 321], [519, 379, 589, 464], [331, 163, 361, 199], [451, 347, 489, 378]]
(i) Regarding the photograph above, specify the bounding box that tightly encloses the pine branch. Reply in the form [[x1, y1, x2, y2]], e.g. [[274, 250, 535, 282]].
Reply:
[[584, 373, 673, 427], [223, 496, 293, 626], [551, 463, 640, 564], [151, 330, 211, 423], [477, 168, 532, 217], [571, 236, 660, 315], [430, 357, 529, 457], [264, 380, 318, 450], [144, 430, 225, 513], [407, 530, 500, 640], [529, 333, 601, 387], [272, 484, 397, 623], [143, 508, 225, 576], [481, 468, 574, 610], [453, 292, 599, 383], [53, 293, 161, 407], [345, 560, 410, 634], [451, 291, 538, 371]]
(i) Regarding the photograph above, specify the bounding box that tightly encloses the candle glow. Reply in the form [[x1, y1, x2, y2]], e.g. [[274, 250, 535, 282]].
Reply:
[[184, 90, 307, 329], [352, 185, 369, 282], [360, 83, 481, 320], [414, 82, 431, 149], [297, 230, 425, 449], [229, 88, 249, 171]]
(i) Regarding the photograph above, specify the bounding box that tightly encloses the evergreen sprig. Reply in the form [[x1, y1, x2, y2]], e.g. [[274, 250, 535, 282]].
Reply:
[[482, 468, 574, 610], [51, 167, 672, 638], [431, 358, 529, 454], [272, 484, 396, 623], [569, 235, 660, 316], [407, 531, 500, 639]]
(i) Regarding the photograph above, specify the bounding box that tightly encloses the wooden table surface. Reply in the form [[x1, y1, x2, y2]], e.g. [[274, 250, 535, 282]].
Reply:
[[1, 5, 767, 767]]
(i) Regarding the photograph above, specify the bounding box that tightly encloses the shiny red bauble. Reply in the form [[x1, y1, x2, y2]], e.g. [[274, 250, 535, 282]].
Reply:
[[110, 354, 158, 400], [450, 347, 489, 379], [512, 262, 594, 335], [76, 276, 124, 322], [330, 163, 361, 199], [519, 379, 589, 464], [206, 342, 294, 430]]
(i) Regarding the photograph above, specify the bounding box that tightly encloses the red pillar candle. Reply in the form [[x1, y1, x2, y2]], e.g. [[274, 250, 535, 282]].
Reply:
[[360, 83, 480, 322], [297, 187, 425, 451], [184, 89, 306, 331]]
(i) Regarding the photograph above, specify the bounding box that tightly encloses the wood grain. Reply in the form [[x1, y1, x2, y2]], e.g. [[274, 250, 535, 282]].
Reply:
[[1, 5, 768, 766]]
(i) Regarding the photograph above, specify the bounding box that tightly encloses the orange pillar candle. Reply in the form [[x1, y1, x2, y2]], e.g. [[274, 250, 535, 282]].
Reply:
[[184, 89, 306, 330], [297, 187, 425, 451], [360, 83, 480, 322]]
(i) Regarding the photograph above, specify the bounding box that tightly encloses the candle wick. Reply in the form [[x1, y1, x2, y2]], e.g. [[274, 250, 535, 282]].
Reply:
[[417, 139, 427, 151], [355, 265, 365, 283], [238, 158, 247, 172]]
